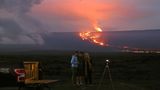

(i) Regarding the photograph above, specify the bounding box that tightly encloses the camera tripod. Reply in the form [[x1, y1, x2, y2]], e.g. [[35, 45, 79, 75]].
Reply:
[[97, 60, 115, 90]]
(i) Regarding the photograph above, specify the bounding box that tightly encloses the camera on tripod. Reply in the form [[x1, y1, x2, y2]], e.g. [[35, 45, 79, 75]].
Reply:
[[106, 59, 110, 63], [97, 59, 115, 90]]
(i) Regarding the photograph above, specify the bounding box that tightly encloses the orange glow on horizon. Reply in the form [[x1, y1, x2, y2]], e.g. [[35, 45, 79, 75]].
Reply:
[[32, 0, 115, 23], [32, 0, 143, 32], [29, 0, 160, 51]]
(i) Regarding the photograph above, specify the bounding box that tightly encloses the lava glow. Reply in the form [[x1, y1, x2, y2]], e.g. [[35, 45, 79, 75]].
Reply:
[[79, 25, 140, 51], [94, 26, 103, 32], [79, 25, 156, 51], [79, 25, 106, 46]]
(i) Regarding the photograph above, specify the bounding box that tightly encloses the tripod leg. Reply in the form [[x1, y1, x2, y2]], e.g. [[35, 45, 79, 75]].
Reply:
[[107, 64, 115, 90], [97, 65, 107, 90]]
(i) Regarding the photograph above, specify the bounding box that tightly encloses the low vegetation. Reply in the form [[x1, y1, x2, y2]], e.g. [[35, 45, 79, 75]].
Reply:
[[0, 52, 160, 90]]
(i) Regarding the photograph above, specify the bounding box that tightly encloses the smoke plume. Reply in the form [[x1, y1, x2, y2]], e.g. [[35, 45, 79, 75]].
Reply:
[[0, 0, 44, 45]]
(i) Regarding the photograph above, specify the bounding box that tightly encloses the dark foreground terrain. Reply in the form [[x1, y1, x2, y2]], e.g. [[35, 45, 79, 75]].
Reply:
[[0, 52, 160, 90]]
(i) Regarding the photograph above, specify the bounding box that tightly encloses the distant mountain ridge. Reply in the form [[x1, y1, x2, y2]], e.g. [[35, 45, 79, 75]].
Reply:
[[0, 30, 160, 52]]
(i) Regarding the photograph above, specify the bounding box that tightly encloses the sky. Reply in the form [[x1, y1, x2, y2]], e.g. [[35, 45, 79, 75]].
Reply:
[[0, 0, 160, 45], [30, 0, 160, 32]]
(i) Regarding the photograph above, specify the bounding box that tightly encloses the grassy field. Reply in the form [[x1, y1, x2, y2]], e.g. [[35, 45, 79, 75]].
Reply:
[[0, 52, 160, 90]]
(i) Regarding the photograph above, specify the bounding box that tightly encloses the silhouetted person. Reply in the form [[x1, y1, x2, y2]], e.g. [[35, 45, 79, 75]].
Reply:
[[84, 53, 92, 85], [77, 51, 85, 85], [71, 51, 79, 85]]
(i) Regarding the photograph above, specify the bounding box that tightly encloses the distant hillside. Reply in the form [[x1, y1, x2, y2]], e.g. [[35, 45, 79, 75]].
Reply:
[[0, 30, 160, 52], [106, 30, 160, 49]]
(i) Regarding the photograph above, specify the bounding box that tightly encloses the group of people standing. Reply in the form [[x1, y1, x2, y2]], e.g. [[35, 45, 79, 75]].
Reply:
[[71, 51, 92, 86]]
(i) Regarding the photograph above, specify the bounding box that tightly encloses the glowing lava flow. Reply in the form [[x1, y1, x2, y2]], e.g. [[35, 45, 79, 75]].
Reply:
[[79, 25, 107, 46], [79, 25, 158, 52], [79, 25, 136, 50]]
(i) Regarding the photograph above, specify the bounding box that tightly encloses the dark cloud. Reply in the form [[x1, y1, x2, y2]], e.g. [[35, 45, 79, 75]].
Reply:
[[0, 19, 22, 35], [0, 0, 44, 45], [0, 0, 42, 13], [0, 18, 44, 44]]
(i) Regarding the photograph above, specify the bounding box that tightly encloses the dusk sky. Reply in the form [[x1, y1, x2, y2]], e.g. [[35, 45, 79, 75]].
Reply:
[[30, 0, 160, 31], [0, 0, 160, 45]]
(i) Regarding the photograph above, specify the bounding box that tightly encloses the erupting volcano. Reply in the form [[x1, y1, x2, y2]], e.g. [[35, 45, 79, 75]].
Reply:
[[76, 0, 158, 52], [79, 24, 108, 46], [79, 24, 150, 51]]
